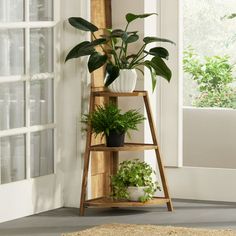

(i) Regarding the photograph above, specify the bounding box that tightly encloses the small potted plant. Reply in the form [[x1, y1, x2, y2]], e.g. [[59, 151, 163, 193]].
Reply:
[[65, 13, 174, 92], [111, 159, 161, 202], [82, 103, 145, 147]]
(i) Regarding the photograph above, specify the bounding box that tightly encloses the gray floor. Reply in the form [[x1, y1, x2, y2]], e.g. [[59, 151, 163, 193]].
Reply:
[[1, 200, 236, 236]]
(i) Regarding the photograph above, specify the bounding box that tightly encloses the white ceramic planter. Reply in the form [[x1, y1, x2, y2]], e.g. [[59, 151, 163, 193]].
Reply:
[[127, 186, 147, 201], [108, 69, 137, 93]]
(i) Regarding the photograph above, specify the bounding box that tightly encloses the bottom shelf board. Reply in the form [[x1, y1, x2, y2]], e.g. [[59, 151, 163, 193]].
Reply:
[[84, 197, 170, 208]]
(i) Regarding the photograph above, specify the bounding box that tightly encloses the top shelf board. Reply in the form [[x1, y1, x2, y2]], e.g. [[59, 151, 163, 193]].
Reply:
[[92, 90, 147, 97]]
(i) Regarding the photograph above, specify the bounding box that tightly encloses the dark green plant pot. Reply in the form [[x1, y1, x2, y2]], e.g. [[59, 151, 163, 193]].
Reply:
[[106, 131, 125, 147]]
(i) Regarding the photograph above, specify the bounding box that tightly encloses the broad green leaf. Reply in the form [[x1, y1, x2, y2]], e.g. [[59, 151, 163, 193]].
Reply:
[[126, 34, 139, 43], [105, 64, 120, 87], [146, 47, 169, 59], [151, 56, 172, 82], [111, 29, 138, 36], [150, 68, 157, 92], [68, 17, 98, 32], [65, 41, 94, 62], [87, 38, 107, 47], [88, 52, 107, 73], [143, 36, 175, 45], [144, 62, 157, 91], [126, 13, 158, 23], [144, 56, 172, 82], [111, 29, 126, 37]]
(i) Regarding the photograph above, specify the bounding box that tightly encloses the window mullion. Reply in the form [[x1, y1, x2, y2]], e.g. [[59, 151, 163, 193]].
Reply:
[[25, 0, 31, 180]]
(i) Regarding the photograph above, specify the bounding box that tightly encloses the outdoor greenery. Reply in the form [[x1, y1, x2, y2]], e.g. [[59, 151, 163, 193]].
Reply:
[[65, 13, 174, 91], [183, 47, 236, 108], [111, 160, 160, 202], [82, 103, 145, 139]]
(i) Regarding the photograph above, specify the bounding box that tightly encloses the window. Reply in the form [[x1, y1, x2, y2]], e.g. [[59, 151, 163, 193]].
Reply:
[[0, 0, 55, 184], [183, 0, 236, 109]]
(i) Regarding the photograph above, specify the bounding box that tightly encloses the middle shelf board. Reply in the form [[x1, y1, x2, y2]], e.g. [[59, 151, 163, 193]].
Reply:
[[89, 143, 158, 152]]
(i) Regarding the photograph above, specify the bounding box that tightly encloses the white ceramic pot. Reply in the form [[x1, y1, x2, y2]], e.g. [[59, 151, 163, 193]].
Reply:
[[108, 69, 137, 93], [127, 186, 147, 201]]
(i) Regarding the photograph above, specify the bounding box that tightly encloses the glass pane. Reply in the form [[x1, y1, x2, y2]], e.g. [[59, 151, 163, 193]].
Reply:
[[30, 28, 53, 74], [30, 79, 53, 126], [183, 0, 236, 108], [30, 129, 54, 177], [0, 29, 24, 76], [0, 134, 26, 184], [183, 0, 236, 169], [30, 0, 53, 21], [0, 82, 25, 130], [0, 0, 24, 22]]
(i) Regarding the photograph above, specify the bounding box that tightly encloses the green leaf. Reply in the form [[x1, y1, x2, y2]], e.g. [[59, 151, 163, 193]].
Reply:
[[68, 17, 98, 32], [144, 62, 157, 91], [146, 47, 169, 59], [225, 13, 236, 19], [126, 34, 139, 43], [125, 13, 158, 23], [65, 41, 94, 62], [105, 64, 120, 87], [111, 29, 126, 37], [146, 56, 172, 82], [88, 52, 107, 73], [87, 38, 107, 47], [143, 36, 175, 45]]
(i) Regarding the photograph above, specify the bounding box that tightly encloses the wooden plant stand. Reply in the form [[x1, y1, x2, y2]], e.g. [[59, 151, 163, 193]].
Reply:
[[79, 90, 173, 216]]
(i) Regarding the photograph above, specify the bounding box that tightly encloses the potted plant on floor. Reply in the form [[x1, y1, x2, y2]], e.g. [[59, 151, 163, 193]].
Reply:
[[111, 159, 161, 202], [65, 13, 174, 92], [82, 103, 145, 147]]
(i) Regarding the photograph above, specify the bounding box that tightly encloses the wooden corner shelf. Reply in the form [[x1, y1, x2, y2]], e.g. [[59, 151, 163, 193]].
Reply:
[[85, 197, 171, 208], [89, 143, 158, 152], [79, 90, 173, 216], [92, 90, 147, 97]]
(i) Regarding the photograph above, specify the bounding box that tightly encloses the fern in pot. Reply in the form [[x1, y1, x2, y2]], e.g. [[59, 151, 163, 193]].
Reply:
[[65, 13, 174, 92], [82, 103, 145, 147], [111, 159, 161, 202]]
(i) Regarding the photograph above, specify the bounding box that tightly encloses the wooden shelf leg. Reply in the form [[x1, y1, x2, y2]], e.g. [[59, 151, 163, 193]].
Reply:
[[79, 93, 95, 216], [79, 150, 90, 216], [143, 93, 173, 212]]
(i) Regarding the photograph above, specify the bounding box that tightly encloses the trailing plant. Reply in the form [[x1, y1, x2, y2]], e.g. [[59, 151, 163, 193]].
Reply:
[[82, 103, 145, 138], [183, 47, 236, 108], [65, 13, 174, 91], [111, 160, 161, 202]]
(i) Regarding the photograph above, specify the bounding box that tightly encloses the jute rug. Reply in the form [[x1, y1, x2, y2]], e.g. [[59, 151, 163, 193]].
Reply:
[[62, 223, 236, 236]]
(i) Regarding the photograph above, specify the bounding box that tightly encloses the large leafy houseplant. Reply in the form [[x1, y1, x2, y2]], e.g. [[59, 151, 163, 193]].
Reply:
[[82, 103, 145, 147], [65, 13, 174, 91], [111, 160, 161, 202]]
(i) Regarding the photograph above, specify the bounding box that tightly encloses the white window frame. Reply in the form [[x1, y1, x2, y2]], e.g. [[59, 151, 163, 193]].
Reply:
[[0, 0, 60, 183]]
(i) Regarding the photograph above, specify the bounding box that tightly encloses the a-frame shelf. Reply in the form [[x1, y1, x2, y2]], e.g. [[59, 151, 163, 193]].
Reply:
[[79, 90, 173, 216], [89, 143, 158, 152]]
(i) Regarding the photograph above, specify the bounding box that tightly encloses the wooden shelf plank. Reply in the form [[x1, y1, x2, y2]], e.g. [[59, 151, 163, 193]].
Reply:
[[92, 90, 147, 97], [89, 143, 158, 152], [85, 197, 170, 208]]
